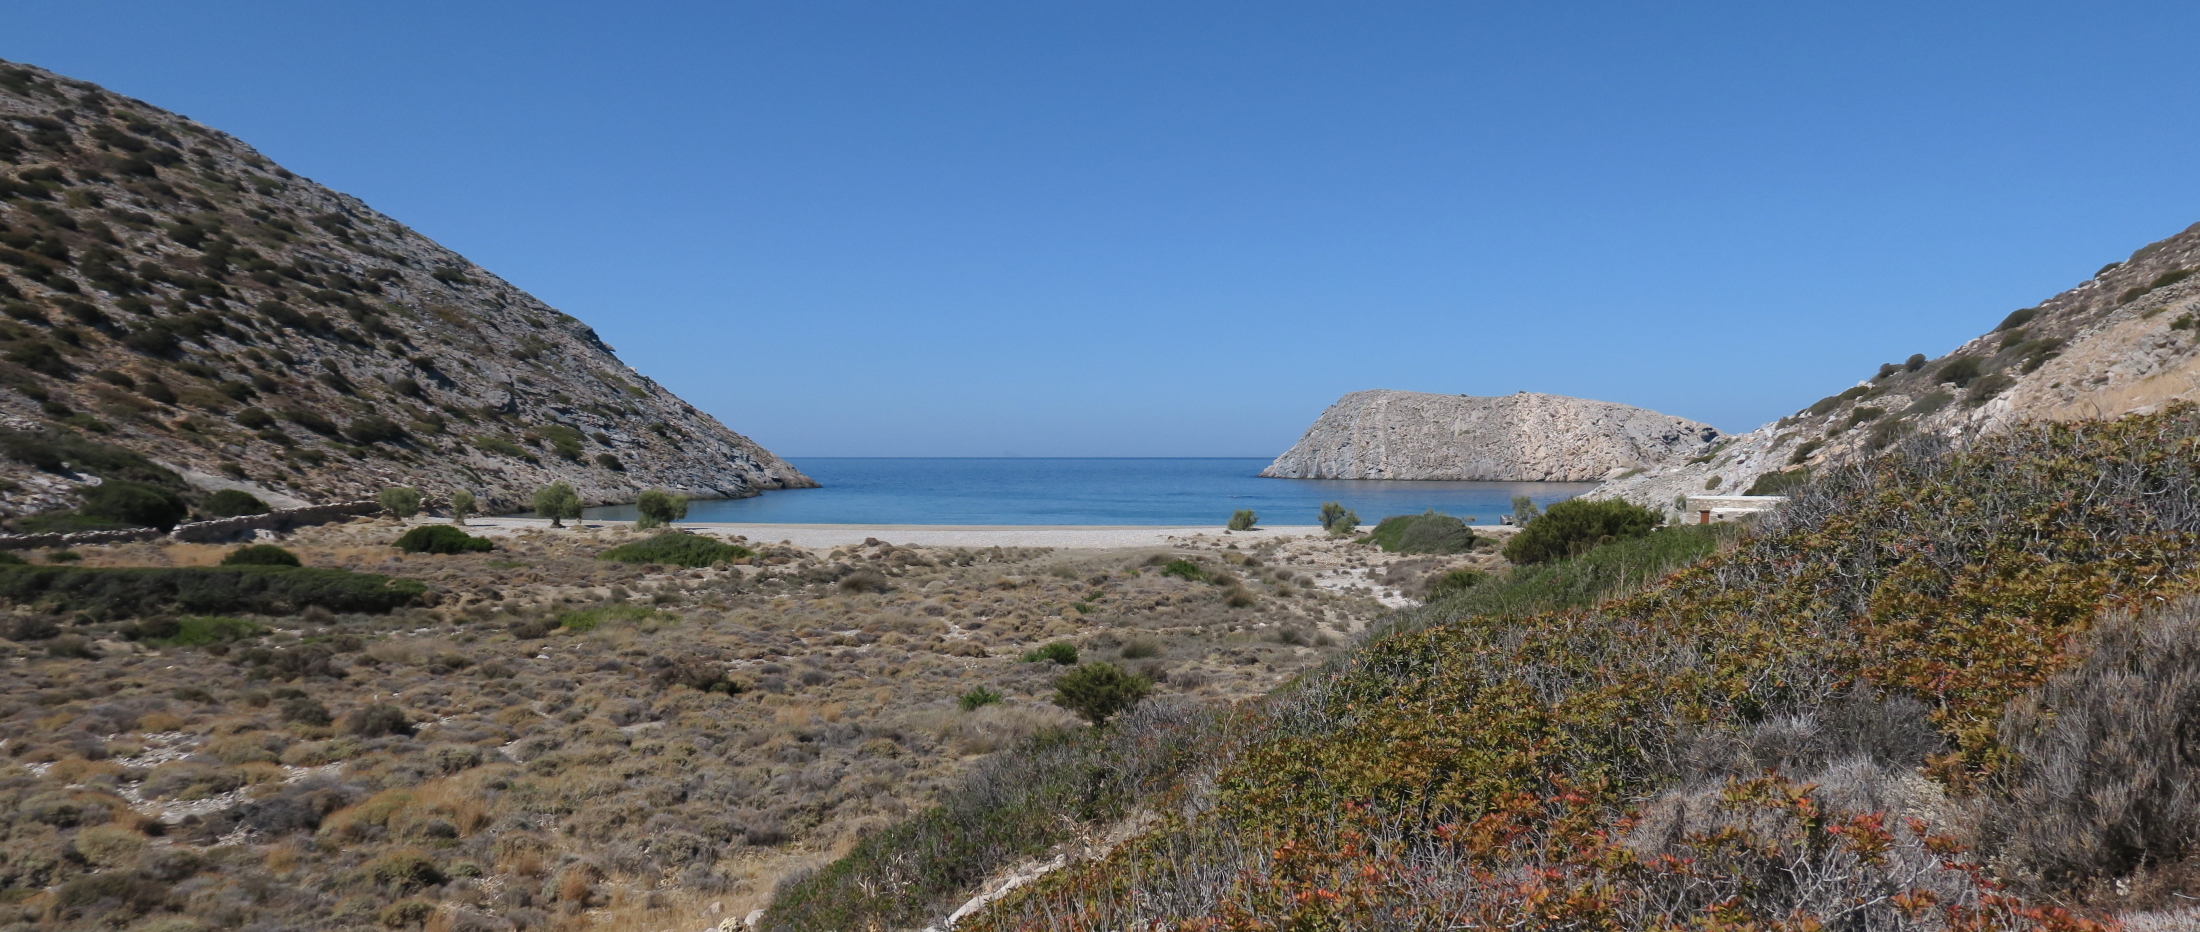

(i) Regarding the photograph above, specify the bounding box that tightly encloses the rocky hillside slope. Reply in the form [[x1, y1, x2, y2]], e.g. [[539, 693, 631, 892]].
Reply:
[[1593, 220, 2200, 515], [0, 59, 812, 518], [1262, 389, 1722, 482]]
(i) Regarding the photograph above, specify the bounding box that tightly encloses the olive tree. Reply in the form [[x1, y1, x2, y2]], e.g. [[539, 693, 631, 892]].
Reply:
[[533, 482, 582, 528], [634, 489, 688, 530]]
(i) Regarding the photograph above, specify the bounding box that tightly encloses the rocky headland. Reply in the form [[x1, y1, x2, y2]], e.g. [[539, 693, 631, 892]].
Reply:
[[1261, 389, 1721, 482]]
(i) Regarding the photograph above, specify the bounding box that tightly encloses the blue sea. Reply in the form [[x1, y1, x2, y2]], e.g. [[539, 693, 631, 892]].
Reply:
[[582, 458, 1597, 526]]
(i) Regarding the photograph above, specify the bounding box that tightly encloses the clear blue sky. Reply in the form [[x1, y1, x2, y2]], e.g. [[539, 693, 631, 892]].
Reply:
[[11, 2, 2200, 455]]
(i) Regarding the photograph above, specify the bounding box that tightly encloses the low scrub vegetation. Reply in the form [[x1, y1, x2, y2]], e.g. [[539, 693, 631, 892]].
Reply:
[[393, 524, 494, 555], [597, 531, 750, 567], [220, 544, 299, 566], [776, 406, 2200, 931], [1499, 496, 1660, 564], [1366, 510, 1477, 554], [0, 564, 425, 617]]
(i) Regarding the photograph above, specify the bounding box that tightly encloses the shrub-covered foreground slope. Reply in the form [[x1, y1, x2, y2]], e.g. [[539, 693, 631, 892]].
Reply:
[[776, 407, 2200, 931], [0, 59, 811, 516]]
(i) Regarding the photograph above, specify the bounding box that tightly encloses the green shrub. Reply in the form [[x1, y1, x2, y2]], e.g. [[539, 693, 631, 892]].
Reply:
[[597, 532, 749, 567], [46, 548, 80, 563], [1119, 637, 1161, 659], [377, 486, 422, 519], [474, 436, 534, 462], [200, 488, 269, 517], [280, 407, 339, 435], [533, 482, 581, 527], [447, 489, 475, 526], [378, 899, 437, 928], [1226, 509, 1256, 531], [1425, 568, 1486, 601], [1022, 642, 1078, 665], [958, 686, 1004, 711], [0, 565, 425, 617], [1501, 497, 1661, 564], [141, 615, 264, 646], [1368, 511, 1476, 554], [1967, 372, 2015, 406], [394, 525, 493, 555], [530, 424, 584, 461], [235, 407, 274, 429], [839, 569, 891, 594], [1158, 559, 1205, 582], [1511, 495, 1542, 526], [1935, 356, 1984, 387], [5, 339, 70, 376], [635, 488, 687, 530], [1051, 662, 1152, 724], [221, 544, 299, 566], [345, 704, 415, 738], [80, 479, 189, 530], [1995, 307, 2038, 332], [1745, 467, 1809, 496], [596, 452, 624, 471]]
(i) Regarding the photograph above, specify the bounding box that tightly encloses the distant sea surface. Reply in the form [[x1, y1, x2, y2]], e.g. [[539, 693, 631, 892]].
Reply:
[[583, 458, 1598, 527]]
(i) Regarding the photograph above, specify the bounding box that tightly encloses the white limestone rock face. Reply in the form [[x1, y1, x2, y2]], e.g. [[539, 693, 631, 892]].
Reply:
[[1262, 390, 1721, 482]]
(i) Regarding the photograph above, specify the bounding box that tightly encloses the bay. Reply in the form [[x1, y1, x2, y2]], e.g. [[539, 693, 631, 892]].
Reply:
[[582, 458, 1598, 526]]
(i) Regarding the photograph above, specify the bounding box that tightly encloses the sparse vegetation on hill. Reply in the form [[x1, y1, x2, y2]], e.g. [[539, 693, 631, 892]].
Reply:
[[0, 57, 811, 523]]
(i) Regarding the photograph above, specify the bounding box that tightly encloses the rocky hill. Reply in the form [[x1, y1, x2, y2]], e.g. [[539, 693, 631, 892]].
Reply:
[[0, 59, 812, 521], [1261, 389, 1722, 482], [1593, 220, 2200, 515]]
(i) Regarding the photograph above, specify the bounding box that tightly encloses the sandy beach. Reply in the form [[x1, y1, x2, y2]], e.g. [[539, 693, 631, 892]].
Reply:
[[464, 518, 1332, 549], [462, 518, 1519, 550]]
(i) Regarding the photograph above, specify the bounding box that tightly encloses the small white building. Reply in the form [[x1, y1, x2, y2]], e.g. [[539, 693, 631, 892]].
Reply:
[[1684, 495, 1788, 524]]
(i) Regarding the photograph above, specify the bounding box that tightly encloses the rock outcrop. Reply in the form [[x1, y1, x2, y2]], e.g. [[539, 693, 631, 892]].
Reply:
[[0, 59, 813, 517], [1592, 221, 2200, 516], [1262, 390, 1721, 482]]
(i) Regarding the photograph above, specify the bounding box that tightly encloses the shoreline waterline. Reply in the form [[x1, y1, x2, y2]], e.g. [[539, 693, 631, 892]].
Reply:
[[465, 517, 1519, 550], [580, 457, 1596, 527]]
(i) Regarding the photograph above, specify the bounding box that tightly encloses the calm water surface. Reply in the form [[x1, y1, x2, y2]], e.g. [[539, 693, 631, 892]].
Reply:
[[583, 458, 1597, 526]]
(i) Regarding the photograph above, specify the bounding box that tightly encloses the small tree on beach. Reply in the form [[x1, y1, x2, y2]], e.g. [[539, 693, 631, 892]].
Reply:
[[1227, 509, 1257, 531], [635, 489, 688, 530], [533, 482, 582, 528], [448, 490, 476, 526], [378, 486, 422, 520], [1319, 501, 1360, 537], [1511, 495, 1542, 526]]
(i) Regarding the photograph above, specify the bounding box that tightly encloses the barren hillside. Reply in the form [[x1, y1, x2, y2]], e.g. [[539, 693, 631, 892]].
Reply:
[[1595, 220, 2200, 513], [0, 59, 811, 519]]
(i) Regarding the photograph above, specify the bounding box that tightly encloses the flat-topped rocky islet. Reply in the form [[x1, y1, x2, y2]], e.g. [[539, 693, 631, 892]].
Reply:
[[1261, 389, 1721, 483]]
